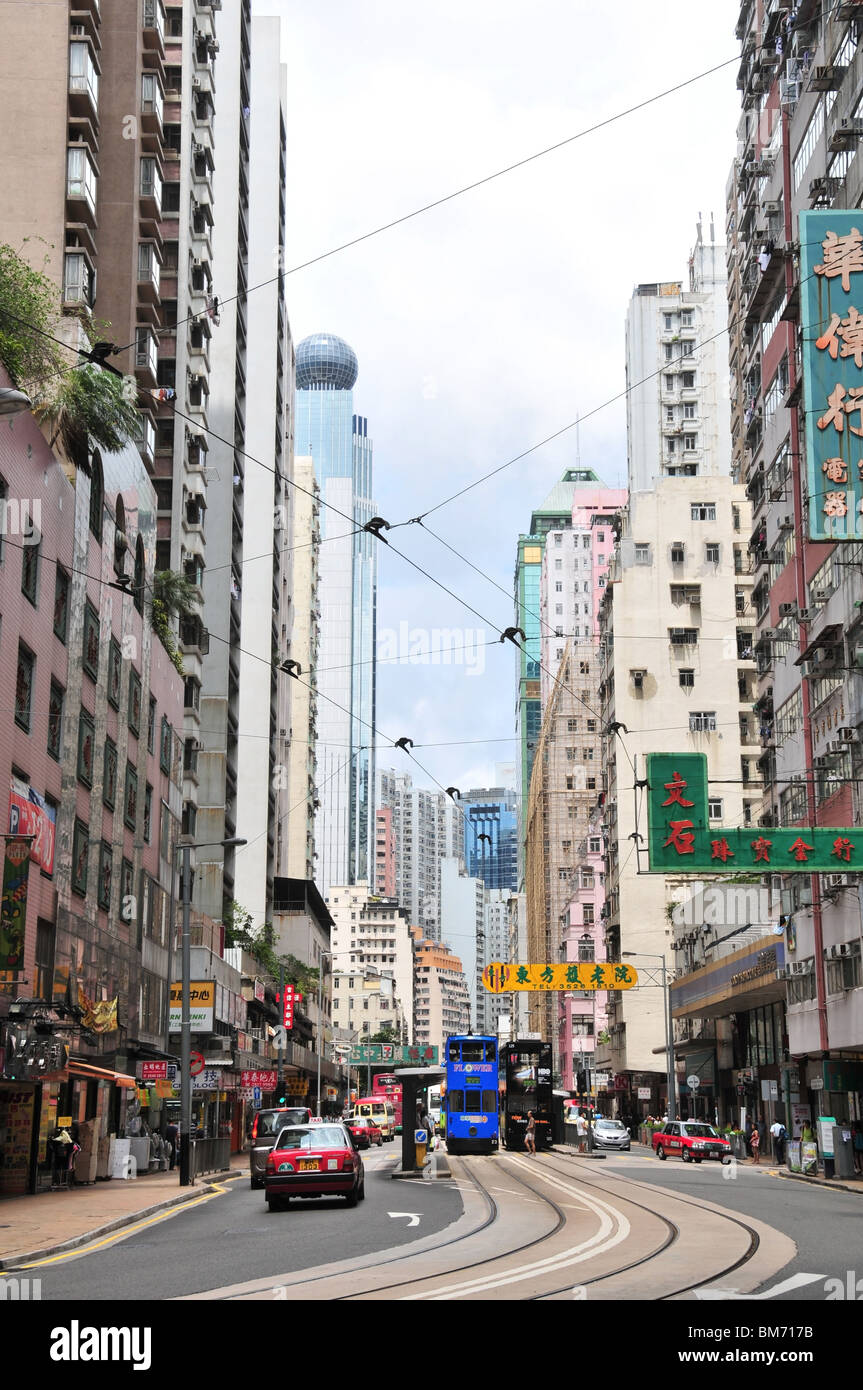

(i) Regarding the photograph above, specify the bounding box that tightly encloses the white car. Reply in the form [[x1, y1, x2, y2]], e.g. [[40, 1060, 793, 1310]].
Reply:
[[592, 1119, 631, 1151]]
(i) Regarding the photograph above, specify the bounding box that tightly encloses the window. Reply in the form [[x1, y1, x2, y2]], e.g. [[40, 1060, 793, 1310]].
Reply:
[[554, 559, 562, 571], [103, 738, 118, 809], [589, 837, 601, 853], [160, 717, 172, 773], [705, 543, 720, 564], [34, 919, 56, 1002], [89, 453, 103, 542], [689, 711, 717, 732], [48, 680, 64, 760], [664, 314, 673, 331], [708, 798, 723, 820], [567, 718, 578, 732], [683, 402, 696, 419], [683, 434, 697, 451], [97, 842, 113, 911], [679, 669, 695, 689], [671, 544, 685, 564], [124, 763, 138, 830], [587, 719, 596, 732], [120, 859, 134, 922], [664, 343, 674, 361], [77, 708, 95, 786], [83, 602, 100, 680], [72, 820, 89, 896], [15, 644, 34, 731], [671, 584, 701, 605], [665, 375, 675, 391], [681, 310, 693, 327], [555, 581, 563, 592], [128, 669, 142, 736], [107, 638, 121, 709], [682, 372, 695, 389], [53, 568, 69, 642], [691, 503, 715, 521], [148, 696, 157, 753], [669, 628, 698, 646], [21, 538, 39, 606], [634, 544, 651, 565]]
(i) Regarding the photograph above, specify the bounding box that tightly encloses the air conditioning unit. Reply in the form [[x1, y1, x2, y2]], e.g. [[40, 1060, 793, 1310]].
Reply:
[[812, 588, 828, 604], [191, 77, 201, 90], [762, 200, 781, 216], [780, 79, 801, 106], [778, 515, 794, 532], [825, 739, 843, 755], [837, 727, 859, 743], [631, 670, 646, 689], [838, 118, 863, 137], [759, 628, 780, 642], [209, 1037, 232, 1055], [813, 756, 832, 769], [769, 483, 784, 501], [798, 608, 816, 622], [779, 603, 797, 619]]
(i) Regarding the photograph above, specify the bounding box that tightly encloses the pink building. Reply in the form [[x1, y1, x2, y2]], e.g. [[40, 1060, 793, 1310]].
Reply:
[[540, 486, 627, 706], [559, 820, 609, 1097], [0, 376, 185, 1193]]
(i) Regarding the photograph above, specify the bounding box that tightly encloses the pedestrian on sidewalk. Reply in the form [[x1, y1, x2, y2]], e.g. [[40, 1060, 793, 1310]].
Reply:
[[770, 1118, 787, 1164], [851, 1121, 863, 1175], [575, 1111, 588, 1154], [750, 1122, 761, 1164], [525, 1111, 537, 1156], [165, 1120, 179, 1171]]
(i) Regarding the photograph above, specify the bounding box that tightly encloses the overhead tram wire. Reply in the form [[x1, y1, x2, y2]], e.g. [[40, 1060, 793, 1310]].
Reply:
[[100, 56, 742, 361]]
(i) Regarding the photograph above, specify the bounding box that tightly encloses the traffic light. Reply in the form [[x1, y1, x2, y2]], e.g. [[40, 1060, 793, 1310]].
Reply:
[[576, 1070, 587, 1094], [277, 1090, 287, 1105]]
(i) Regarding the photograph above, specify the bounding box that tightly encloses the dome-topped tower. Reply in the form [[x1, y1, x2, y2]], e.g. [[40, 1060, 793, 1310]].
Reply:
[[296, 333, 358, 391]]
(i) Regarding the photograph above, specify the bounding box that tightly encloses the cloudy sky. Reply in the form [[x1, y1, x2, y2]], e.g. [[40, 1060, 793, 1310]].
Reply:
[[264, 0, 741, 796]]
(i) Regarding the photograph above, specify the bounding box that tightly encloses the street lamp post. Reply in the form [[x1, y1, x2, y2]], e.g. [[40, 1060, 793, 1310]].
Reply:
[[178, 836, 246, 1187], [622, 951, 676, 1122], [316, 950, 361, 1116]]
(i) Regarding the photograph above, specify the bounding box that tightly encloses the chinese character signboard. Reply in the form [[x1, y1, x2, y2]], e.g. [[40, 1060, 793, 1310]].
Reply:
[[646, 752, 861, 872], [241, 1069, 277, 1091], [800, 210, 863, 540], [9, 777, 56, 874], [168, 981, 215, 1032], [139, 1061, 168, 1081], [481, 961, 638, 992], [282, 985, 296, 1029], [347, 1043, 439, 1065], [0, 837, 31, 974]]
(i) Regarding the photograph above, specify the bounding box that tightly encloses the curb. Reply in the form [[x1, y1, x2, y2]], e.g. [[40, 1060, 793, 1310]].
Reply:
[[391, 1153, 452, 1180], [0, 1166, 239, 1271], [774, 1169, 863, 1196]]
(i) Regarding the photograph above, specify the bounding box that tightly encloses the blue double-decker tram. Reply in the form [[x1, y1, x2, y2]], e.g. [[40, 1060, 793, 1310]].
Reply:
[[444, 1034, 499, 1155]]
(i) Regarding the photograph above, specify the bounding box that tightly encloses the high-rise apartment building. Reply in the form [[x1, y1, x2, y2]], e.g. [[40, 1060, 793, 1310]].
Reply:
[[440, 856, 485, 1031], [329, 883, 414, 1044], [375, 768, 464, 938], [461, 787, 518, 893], [296, 334, 377, 899], [281, 456, 320, 884], [413, 930, 471, 1053], [725, 0, 863, 1120], [514, 468, 606, 884], [594, 241, 756, 1114]]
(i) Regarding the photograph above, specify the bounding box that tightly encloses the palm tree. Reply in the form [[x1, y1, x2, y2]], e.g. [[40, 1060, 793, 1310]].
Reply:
[[152, 569, 197, 619]]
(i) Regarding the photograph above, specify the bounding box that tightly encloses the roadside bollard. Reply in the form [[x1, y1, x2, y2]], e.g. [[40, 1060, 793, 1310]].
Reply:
[[414, 1127, 428, 1171]]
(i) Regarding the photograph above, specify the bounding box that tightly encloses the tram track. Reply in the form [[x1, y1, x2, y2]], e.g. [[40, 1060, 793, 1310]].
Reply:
[[518, 1148, 764, 1301]]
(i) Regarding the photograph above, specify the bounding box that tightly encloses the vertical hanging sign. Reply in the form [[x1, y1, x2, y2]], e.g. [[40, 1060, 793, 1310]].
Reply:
[[0, 838, 31, 974], [799, 210, 863, 541]]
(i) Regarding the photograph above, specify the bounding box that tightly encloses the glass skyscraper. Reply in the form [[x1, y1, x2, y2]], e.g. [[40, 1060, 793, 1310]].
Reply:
[[462, 789, 518, 893], [296, 333, 377, 897]]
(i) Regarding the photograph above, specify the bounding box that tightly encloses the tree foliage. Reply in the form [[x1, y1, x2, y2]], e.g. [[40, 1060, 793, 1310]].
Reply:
[[223, 901, 320, 998]]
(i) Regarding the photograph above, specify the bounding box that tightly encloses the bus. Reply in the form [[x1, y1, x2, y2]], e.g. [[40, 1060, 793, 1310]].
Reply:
[[372, 1074, 403, 1133], [353, 1095, 396, 1140], [502, 1040, 553, 1150], [445, 1034, 499, 1155]]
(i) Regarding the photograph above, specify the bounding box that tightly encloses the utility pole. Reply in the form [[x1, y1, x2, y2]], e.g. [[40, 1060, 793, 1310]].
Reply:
[[277, 962, 285, 1101]]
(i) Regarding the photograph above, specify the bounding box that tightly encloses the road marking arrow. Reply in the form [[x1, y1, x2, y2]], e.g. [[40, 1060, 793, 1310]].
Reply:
[[694, 1272, 825, 1301], [388, 1212, 422, 1227]]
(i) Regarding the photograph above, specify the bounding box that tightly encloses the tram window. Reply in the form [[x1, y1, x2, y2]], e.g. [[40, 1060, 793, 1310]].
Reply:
[[465, 1090, 482, 1113], [448, 1042, 460, 1061], [482, 1091, 497, 1111], [448, 1090, 464, 1112], [484, 1042, 495, 1062], [461, 1042, 485, 1063]]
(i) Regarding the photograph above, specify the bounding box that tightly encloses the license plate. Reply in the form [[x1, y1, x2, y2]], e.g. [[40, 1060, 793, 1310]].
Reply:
[[298, 1159, 319, 1171]]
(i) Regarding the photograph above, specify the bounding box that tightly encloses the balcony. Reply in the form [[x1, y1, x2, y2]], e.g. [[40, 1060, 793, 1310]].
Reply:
[[66, 146, 98, 227], [68, 42, 100, 120], [137, 242, 161, 303], [62, 251, 95, 312], [140, 75, 164, 133], [134, 326, 158, 384], [141, 0, 166, 51], [132, 412, 156, 467], [139, 157, 163, 222]]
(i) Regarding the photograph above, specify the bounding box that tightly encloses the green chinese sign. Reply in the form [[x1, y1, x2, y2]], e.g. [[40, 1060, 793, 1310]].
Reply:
[[800, 211, 863, 541], [647, 752, 859, 873]]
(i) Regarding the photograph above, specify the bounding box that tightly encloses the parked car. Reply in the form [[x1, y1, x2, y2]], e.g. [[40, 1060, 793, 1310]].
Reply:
[[592, 1118, 631, 1151], [344, 1115, 383, 1149], [652, 1121, 732, 1164], [249, 1107, 313, 1188], [265, 1123, 365, 1210]]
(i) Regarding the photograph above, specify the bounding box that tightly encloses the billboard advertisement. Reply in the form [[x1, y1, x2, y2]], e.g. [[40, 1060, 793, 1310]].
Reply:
[[9, 777, 55, 874]]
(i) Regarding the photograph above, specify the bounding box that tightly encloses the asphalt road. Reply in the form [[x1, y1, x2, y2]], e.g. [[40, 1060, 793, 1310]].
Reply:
[[35, 1146, 463, 1301], [584, 1149, 863, 1300]]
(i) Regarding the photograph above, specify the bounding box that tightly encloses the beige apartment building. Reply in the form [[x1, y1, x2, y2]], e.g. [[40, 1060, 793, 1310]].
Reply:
[[412, 929, 470, 1054], [280, 455, 320, 883], [328, 883, 415, 1044]]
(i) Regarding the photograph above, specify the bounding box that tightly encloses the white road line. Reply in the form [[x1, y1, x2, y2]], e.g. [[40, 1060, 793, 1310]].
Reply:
[[403, 1156, 631, 1299]]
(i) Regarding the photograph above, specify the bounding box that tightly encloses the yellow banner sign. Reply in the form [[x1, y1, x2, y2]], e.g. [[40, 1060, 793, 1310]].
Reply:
[[481, 962, 639, 993]]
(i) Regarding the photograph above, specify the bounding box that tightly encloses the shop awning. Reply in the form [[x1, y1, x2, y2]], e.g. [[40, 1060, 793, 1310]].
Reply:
[[67, 1059, 137, 1089]]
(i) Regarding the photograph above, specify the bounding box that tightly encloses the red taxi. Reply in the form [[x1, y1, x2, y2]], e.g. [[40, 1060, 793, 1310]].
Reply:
[[653, 1121, 732, 1164], [344, 1115, 383, 1149], [265, 1123, 365, 1211]]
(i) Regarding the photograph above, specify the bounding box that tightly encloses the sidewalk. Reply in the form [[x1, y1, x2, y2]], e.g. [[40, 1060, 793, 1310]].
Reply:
[[630, 1138, 863, 1194], [0, 1153, 248, 1270]]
